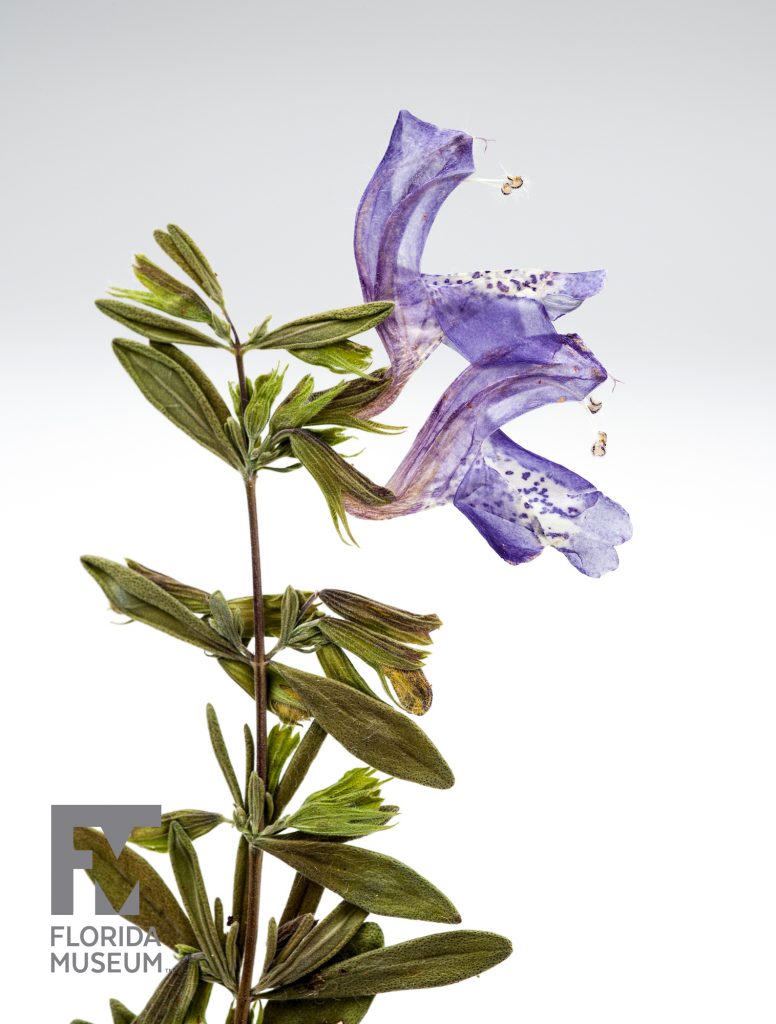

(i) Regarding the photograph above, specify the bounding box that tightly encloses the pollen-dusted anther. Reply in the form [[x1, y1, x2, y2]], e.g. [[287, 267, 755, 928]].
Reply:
[[500, 175, 523, 196], [587, 396, 603, 414], [591, 431, 608, 457]]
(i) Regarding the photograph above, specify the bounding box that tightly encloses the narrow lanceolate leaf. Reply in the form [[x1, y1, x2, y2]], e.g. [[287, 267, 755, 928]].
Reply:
[[154, 225, 224, 305], [255, 837, 459, 924], [149, 342, 232, 427], [112, 340, 242, 469], [123, 562, 311, 640], [306, 370, 403, 434], [266, 725, 301, 796], [96, 300, 225, 348], [208, 591, 246, 653], [126, 254, 214, 322], [263, 918, 279, 975], [129, 810, 226, 853], [81, 556, 240, 658], [279, 873, 324, 927], [317, 618, 426, 671], [279, 586, 299, 646], [259, 902, 367, 991], [316, 644, 378, 700], [168, 822, 232, 988], [73, 828, 195, 950], [318, 590, 441, 645], [262, 922, 383, 1024], [266, 931, 513, 1001], [291, 340, 373, 376], [257, 302, 393, 351], [206, 704, 244, 809], [272, 665, 453, 789], [134, 954, 200, 1024], [109, 998, 136, 1024], [183, 978, 211, 1024]]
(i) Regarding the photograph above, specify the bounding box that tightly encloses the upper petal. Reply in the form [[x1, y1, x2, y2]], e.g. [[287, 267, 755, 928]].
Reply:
[[354, 111, 474, 409], [454, 431, 633, 577]]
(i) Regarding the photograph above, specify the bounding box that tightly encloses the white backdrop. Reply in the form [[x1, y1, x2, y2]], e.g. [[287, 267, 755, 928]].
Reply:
[[2, 0, 775, 1020]]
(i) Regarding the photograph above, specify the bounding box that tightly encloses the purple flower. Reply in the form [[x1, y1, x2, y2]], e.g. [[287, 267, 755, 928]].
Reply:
[[351, 110, 632, 578]]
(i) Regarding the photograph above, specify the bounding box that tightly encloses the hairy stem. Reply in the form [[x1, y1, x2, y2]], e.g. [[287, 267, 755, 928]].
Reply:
[[232, 335, 268, 1024]]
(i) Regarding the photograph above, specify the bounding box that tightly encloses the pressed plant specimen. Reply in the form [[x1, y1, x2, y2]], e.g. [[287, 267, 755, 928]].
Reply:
[[73, 110, 630, 1024]]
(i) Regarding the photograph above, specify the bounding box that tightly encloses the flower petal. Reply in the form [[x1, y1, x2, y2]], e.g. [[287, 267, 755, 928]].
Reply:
[[423, 267, 606, 363], [354, 110, 474, 408], [454, 432, 633, 577], [351, 332, 606, 517]]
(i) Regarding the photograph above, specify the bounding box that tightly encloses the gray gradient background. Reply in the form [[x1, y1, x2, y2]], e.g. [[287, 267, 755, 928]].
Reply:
[[2, 0, 775, 1020]]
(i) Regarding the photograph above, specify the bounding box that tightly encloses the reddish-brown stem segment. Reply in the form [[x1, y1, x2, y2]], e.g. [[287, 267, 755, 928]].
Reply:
[[232, 334, 267, 1024]]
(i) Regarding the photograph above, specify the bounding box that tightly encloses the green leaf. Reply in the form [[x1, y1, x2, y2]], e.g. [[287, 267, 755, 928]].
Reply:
[[317, 590, 441, 646], [290, 341, 372, 376], [270, 664, 453, 789], [96, 300, 225, 348], [315, 644, 378, 700], [206, 704, 245, 808], [112, 340, 242, 468], [208, 591, 247, 653], [219, 660, 311, 724], [135, 954, 200, 1024], [289, 430, 392, 544], [262, 922, 383, 1024], [81, 556, 240, 657], [258, 302, 393, 351], [266, 725, 301, 796], [154, 225, 224, 305], [277, 586, 299, 648], [109, 998, 136, 1024], [255, 837, 459, 924], [279, 873, 324, 927], [262, 917, 279, 975], [129, 810, 226, 853], [122, 562, 312, 640], [183, 979, 212, 1024], [259, 902, 367, 991], [116, 254, 214, 323], [266, 930, 512, 1001], [244, 366, 285, 441], [73, 828, 196, 950], [272, 721, 327, 821], [149, 342, 232, 426], [281, 767, 396, 839], [305, 370, 402, 434], [317, 618, 426, 671], [168, 822, 233, 988]]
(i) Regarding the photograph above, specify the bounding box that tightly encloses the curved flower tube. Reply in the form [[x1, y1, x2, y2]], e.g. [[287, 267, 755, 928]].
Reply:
[[351, 110, 632, 577]]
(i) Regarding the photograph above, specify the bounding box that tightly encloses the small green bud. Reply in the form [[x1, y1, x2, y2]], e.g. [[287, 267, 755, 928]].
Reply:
[[266, 725, 301, 796], [281, 767, 397, 838], [128, 810, 226, 853], [244, 366, 285, 440]]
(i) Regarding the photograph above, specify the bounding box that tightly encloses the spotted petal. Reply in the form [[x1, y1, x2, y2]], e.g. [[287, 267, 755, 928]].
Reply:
[[423, 269, 606, 363], [454, 432, 633, 577]]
